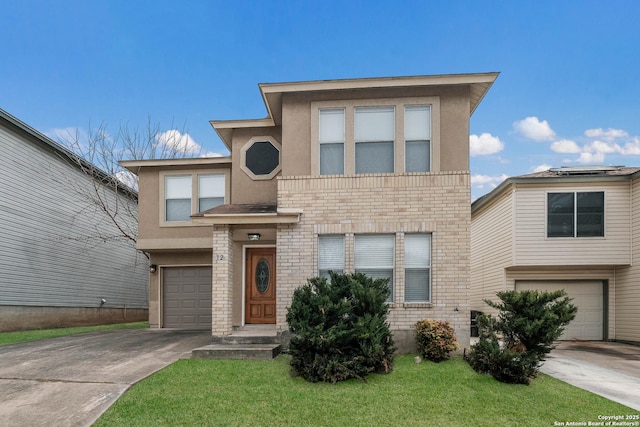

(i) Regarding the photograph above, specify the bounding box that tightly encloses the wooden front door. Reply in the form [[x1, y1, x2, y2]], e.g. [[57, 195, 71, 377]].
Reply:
[[245, 247, 276, 324]]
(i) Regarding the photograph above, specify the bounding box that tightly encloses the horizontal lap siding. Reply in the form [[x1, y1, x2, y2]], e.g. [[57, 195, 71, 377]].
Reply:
[[614, 176, 640, 343], [0, 125, 148, 308], [514, 183, 631, 266], [470, 189, 513, 313]]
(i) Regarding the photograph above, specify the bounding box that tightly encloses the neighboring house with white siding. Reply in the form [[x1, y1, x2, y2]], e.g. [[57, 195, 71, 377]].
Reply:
[[471, 166, 640, 344], [0, 109, 148, 331], [122, 72, 499, 352]]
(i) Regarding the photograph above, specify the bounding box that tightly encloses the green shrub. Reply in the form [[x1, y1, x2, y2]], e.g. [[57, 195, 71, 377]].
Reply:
[[467, 289, 577, 385], [286, 272, 395, 383], [414, 319, 459, 362]]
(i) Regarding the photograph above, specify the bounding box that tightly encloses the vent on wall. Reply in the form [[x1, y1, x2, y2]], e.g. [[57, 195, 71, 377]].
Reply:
[[549, 166, 624, 176]]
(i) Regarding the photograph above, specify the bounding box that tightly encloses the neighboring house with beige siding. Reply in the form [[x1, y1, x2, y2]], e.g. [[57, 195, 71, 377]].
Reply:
[[122, 72, 499, 351], [0, 109, 148, 331], [471, 166, 640, 344]]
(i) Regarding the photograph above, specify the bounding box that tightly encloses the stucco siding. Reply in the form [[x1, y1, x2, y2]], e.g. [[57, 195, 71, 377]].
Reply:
[[614, 176, 640, 342], [513, 182, 631, 266], [0, 120, 148, 311], [470, 188, 513, 312]]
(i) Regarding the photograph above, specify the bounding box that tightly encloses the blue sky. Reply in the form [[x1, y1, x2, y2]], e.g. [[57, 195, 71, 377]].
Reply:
[[2, 0, 639, 199]]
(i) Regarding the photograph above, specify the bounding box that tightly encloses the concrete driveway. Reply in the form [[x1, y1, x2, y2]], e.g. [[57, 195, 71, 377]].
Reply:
[[541, 341, 640, 411], [0, 329, 210, 427]]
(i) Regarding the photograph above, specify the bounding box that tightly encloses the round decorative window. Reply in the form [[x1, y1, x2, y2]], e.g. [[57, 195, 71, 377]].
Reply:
[[241, 136, 282, 180], [255, 258, 270, 294]]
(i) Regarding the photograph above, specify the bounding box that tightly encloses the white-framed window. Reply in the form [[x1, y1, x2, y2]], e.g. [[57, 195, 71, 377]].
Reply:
[[355, 234, 395, 301], [404, 234, 431, 302], [355, 107, 395, 174], [318, 235, 345, 280], [313, 97, 437, 176], [404, 105, 431, 173], [319, 109, 345, 175], [163, 172, 227, 223], [165, 175, 192, 222], [198, 174, 225, 212], [547, 191, 604, 238]]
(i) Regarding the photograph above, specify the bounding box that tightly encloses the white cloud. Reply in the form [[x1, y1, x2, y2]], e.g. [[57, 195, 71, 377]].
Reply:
[[513, 116, 556, 141], [470, 133, 504, 156], [533, 164, 552, 173], [584, 128, 628, 141], [156, 129, 225, 158], [576, 152, 605, 164], [471, 173, 509, 189], [115, 170, 138, 191], [584, 140, 620, 154], [550, 139, 581, 154], [621, 137, 640, 155]]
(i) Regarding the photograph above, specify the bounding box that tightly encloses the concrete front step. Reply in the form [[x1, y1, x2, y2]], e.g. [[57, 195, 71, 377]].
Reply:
[[212, 333, 280, 345], [191, 343, 282, 360]]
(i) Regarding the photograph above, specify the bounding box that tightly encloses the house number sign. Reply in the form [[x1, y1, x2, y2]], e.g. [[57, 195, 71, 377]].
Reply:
[[256, 259, 270, 294]]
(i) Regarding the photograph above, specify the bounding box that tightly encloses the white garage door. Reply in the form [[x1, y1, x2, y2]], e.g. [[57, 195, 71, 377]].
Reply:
[[163, 267, 212, 329], [515, 281, 603, 341]]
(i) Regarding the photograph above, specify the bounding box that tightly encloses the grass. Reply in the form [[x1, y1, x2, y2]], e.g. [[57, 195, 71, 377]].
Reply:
[[0, 321, 149, 346], [95, 355, 635, 427]]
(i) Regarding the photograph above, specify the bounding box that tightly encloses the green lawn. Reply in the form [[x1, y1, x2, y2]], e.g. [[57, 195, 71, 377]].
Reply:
[[0, 321, 149, 346], [95, 355, 635, 427]]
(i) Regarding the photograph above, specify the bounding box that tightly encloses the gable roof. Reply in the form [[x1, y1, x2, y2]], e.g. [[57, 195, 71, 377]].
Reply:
[[472, 165, 640, 215], [0, 108, 138, 199], [211, 72, 500, 149]]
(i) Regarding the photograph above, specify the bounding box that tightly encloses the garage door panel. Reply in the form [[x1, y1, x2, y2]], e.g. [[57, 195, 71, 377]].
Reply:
[[515, 280, 603, 341], [163, 267, 212, 329]]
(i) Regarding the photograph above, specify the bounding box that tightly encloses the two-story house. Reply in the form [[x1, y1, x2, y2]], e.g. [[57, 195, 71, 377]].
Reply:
[[122, 72, 499, 351], [471, 166, 640, 344]]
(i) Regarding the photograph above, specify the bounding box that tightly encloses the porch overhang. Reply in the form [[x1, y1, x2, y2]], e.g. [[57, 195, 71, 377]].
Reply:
[[191, 204, 301, 225]]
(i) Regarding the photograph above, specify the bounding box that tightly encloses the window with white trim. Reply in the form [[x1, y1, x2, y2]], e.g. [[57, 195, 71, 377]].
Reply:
[[404, 234, 431, 302], [164, 172, 227, 222], [319, 109, 345, 175], [404, 105, 431, 173], [198, 174, 225, 212], [355, 107, 395, 174], [165, 175, 192, 222], [355, 235, 395, 301], [547, 192, 604, 237], [318, 235, 345, 280]]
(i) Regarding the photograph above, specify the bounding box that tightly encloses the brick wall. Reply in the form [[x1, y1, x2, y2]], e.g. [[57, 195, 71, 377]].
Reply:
[[276, 171, 471, 350], [212, 226, 234, 335]]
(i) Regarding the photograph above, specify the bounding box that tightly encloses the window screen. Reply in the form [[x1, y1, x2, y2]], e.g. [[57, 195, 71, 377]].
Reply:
[[355, 234, 394, 301], [355, 107, 394, 174], [404, 234, 431, 302], [165, 175, 192, 221], [198, 174, 225, 212], [319, 109, 345, 175], [318, 235, 345, 280]]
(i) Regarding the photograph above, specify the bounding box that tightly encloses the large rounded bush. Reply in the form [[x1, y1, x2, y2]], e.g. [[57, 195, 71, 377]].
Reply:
[[286, 272, 395, 383]]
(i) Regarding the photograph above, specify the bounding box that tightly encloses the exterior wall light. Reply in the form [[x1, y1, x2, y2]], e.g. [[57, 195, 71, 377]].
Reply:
[[149, 264, 158, 273], [247, 233, 261, 241]]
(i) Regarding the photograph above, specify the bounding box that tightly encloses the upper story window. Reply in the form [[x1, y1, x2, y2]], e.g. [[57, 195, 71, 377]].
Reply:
[[319, 109, 345, 175], [314, 97, 437, 176], [547, 191, 604, 237], [163, 172, 227, 223], [198, 174, 225, 212], [355, 107, 395, 174], [241, 136, 282, 180], [165, 175, 192, 222], [404, 106, 431, 173]]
